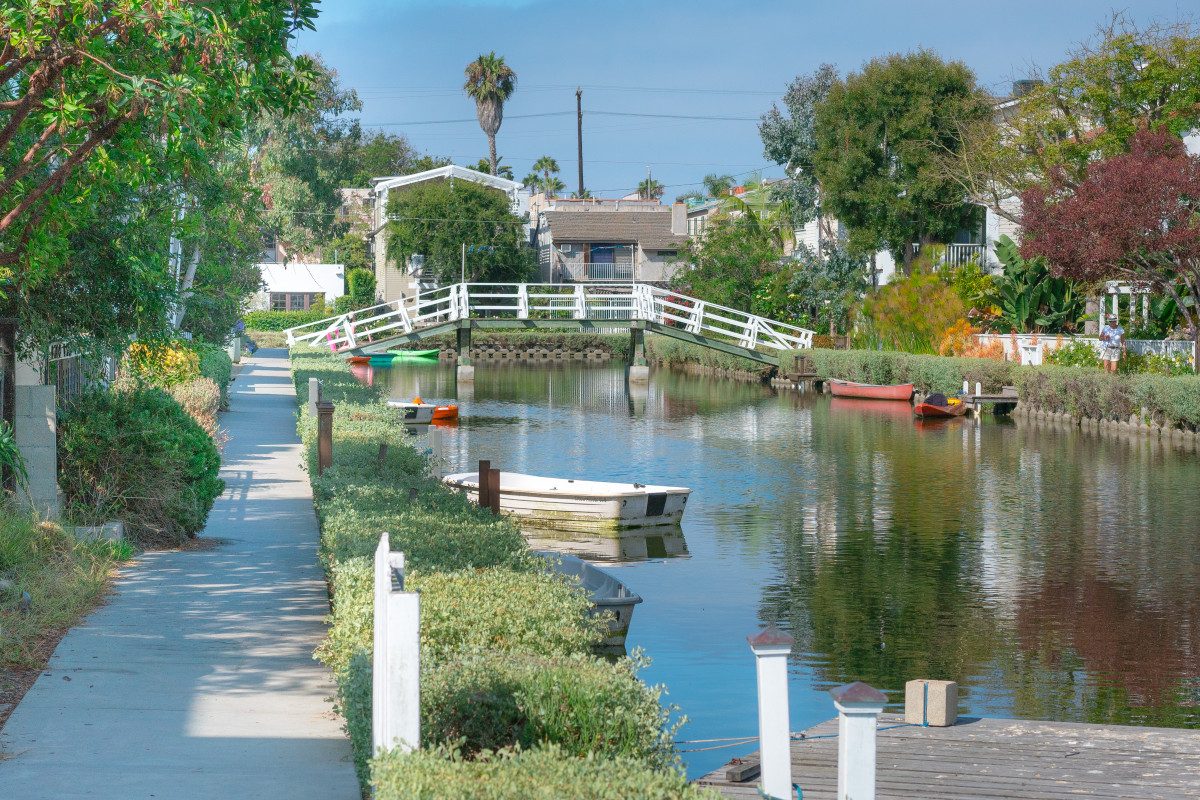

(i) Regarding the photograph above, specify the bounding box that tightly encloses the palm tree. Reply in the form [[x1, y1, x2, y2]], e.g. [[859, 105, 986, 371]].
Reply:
[[636, 177, 664, 201], [463, 52, 517, 177], [702, 173, 735, 198], [473, 156, 513, 180], [532, 155, 561, 196], [521, 172, 544, 192]]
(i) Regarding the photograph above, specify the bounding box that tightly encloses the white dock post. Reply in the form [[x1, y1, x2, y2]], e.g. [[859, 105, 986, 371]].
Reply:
[[307, 377, 320, 419], [748, 627, 794, 800], [830, 681, 887, 800], [373, 533, 421, 754]]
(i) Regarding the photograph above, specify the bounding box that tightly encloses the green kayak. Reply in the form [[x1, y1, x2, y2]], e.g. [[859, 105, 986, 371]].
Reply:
[[387, 349, 441, 360]]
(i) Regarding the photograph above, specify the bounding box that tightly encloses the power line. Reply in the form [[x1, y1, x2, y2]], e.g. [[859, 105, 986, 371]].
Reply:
[[590, 110, 759, 121], [372, 111, 573, 127], [365, 109, 759, 127]]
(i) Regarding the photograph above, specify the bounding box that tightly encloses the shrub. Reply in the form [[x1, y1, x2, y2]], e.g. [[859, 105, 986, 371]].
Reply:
[[422, 651, 679, 768], [244, 309, 330, 332], [1130, 374, 1200, 428], [58, 388, 224, 548], [191, 342, 233, 409], [937, 319, 978, 357], [1011, 366, 1133, 421], [855, 272, 965, 353], [788, 348, 1014, 394], [1046, 340, 1100, 368], [245, 329, 289, 348], [1120, 351, 1194, 376], [371, 745, 717, 800], [644, 336, 774, 379], [167, 378, 221, 439], [0, 420, 28, 490], [124, 340, 200, 386]]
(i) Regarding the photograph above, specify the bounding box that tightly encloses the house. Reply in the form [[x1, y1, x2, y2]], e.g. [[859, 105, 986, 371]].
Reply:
[[535, 199, 689, 283], [367, 165, 530, 302], [251, 262, 345, 311]]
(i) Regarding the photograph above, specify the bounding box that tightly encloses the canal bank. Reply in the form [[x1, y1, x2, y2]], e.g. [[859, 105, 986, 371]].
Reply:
[[367, 358, 1200, 780]]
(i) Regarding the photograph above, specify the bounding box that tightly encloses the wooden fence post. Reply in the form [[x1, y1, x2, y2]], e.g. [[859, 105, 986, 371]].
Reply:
[[830, 681, 887, 800], [487, 467, 501, 515], [316, 400, 334, 475], [478, 459, 491, 509], [748, 627, 794, 800], [373, 533, 420, 754]]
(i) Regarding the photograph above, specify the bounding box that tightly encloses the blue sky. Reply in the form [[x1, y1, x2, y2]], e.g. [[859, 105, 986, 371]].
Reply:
[[298, 1, 1194, 197]]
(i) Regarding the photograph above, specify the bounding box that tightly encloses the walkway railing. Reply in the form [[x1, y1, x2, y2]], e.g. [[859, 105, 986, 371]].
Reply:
[[285, 283, 815, 355]]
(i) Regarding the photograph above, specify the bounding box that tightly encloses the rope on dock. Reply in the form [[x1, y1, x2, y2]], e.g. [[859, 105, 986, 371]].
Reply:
[[675, 722, 923, 752]]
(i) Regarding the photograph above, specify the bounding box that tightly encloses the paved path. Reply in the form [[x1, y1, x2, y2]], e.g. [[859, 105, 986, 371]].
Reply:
[[0, 350, 358, 799]]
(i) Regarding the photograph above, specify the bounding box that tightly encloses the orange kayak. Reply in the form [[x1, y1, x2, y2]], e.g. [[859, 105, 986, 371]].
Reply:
[[913, 401, 968, 419], [432, 404, 459, 421], [347, 355, 371, 365], [829, 379, 914, 401]]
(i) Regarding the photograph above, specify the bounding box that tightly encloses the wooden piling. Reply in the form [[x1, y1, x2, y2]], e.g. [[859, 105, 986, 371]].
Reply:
[[478, 459, 491, 509], [487, 467, 501, 515], [316, 400, 334, 475]]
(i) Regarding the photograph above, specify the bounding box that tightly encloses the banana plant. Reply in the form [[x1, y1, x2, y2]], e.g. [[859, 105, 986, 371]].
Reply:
[[0, 420, 28, 493], [991, 235, 1087, 333]]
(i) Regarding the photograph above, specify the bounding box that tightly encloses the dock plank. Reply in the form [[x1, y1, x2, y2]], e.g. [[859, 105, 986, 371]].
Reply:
[[697, 716, 1200, 800]]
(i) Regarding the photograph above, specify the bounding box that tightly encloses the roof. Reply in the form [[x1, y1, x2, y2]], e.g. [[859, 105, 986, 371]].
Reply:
[[543, 211, 688, 250], [258, 262, 344, 295], [372, 165, 524, 194]]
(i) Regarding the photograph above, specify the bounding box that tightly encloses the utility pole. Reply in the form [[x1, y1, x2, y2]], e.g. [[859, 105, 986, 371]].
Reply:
[[576, 87, 584, 197]]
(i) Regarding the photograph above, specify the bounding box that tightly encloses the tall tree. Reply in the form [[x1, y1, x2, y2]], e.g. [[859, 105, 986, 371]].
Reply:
[[760, 64, 837, 231], [1020, 129, 1200, 358], [532, 156, 562, 197], [0, 0, 317, 457], [702, 173, 736, 198], [672, 214, 782, 310], [385, 180, 533, 285], [933, 17, 1200, 223], [811, 50, 991, 270], [473, 156, 513, 180], [463, 52, 517, 177], [636, 178, 665, 201]]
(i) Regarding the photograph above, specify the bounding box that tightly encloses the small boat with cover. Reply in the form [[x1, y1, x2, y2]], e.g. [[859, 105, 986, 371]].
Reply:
[[913, 392, 968, 419], [535, 551, 642, 647], [442, 471, 691, 533], [829, 379, 914, 401]]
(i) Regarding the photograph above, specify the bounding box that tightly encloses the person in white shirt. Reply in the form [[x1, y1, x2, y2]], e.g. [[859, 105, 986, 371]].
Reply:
[[1099, 315, 1125, 373]]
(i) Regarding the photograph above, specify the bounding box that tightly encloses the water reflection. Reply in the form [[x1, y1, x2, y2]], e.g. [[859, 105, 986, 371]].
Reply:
[[523, 524, 689, 564], [366, 361, 1200, 776]]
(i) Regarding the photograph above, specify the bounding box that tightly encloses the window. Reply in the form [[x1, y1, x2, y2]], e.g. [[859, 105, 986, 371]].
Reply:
[[290, 293, 308, 310], [270, 292, 321, 311], [270, 293, 288, 311]]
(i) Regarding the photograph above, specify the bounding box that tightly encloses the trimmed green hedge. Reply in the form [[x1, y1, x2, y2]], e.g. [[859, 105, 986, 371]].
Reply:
[[244, 309, 329, 331], [191, 342, 233, 409], [372, 745, 717, 800], [645, 336, 775, 379], [289, 348, 688, 792], [785, 348, 1012, 394]]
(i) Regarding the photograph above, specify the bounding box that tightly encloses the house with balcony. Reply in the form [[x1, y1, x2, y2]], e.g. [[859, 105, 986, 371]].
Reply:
[[535, 200, 689, 283]]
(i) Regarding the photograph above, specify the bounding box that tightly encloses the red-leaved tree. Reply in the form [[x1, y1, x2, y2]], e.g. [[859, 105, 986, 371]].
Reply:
[[1020, 129, 1200, 357]]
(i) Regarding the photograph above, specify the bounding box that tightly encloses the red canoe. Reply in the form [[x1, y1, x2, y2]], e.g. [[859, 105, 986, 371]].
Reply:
[[829, 379, 914, 401], [913, 401, 968, 419]]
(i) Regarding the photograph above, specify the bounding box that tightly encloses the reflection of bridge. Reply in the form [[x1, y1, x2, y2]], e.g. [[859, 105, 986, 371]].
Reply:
[[284, 283, 815, 367]]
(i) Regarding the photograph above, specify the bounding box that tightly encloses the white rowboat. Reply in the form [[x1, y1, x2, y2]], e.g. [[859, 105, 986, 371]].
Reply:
[[536, 551, 642, 647], [387, 400, 434, 424], [442, 471, 690, 533]]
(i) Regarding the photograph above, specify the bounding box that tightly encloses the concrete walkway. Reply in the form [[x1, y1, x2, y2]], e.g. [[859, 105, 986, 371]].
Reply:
[[0, 350, 358, 799]]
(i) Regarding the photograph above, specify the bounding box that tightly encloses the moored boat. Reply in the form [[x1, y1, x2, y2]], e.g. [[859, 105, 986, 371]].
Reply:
[[387, 399, 435, 423], [431, 404, 458, 421], [347, 355, 371, 365], [387, 348, 440, 361], [829, 379, 914, 401], [535, 551, 642, 647], [913, 393, 968, 419], [442, 471, 691, 533]]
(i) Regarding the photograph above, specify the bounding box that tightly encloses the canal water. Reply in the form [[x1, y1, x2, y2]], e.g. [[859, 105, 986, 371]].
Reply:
[[365, 361, 1200, 778]]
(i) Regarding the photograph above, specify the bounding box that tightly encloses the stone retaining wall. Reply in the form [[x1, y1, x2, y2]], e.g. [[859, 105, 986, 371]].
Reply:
[[1014, 404, 1200, 452]]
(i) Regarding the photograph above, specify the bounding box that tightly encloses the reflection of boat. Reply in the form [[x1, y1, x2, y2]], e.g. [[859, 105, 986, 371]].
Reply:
[[523, 525, 689, 563], [442, 471, 691, 532], [830, 379, 914, 401], [536, 551, 642, 647], [830, 396, 914, 419], [387, 348, 440, 361], [914, 393, 968, 419]]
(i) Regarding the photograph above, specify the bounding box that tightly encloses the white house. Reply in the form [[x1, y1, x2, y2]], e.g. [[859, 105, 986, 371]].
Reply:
[[534, 198, 689, 283], [368, 165, 530, 302], [252, 262, 345, 311]]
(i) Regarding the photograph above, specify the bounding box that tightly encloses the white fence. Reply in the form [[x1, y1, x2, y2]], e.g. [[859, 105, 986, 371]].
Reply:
[[284, 283, 815, 356], [973, 333, 1195, 366], [373, 533, 420, 754]]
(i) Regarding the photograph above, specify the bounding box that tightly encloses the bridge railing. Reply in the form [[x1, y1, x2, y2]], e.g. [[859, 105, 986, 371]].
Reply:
[[283, 283, 814, 354]]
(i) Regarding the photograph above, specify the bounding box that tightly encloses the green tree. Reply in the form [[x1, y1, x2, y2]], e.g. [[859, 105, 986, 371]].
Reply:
[[671, 215, 782, 310], [531, 156, 563, 197], [855, 271, 965, 353], [473, 157, 514, 180], [0, 0, 317, 449], [760, 64, 837, 230], [936, 17, 1200, 222], [347, 131, 423, 185], [463, 52, 517, 177], [636, 178, 665, 201], [325, 232, 371, 273], [701, 174, 736, 198], [754, 244, 868, 334], [812, 50, 991, 270], [386, 180, 533, 285]]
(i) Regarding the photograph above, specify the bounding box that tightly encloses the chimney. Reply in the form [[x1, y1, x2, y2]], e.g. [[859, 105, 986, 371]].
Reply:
[[671, 202, 687, 236]]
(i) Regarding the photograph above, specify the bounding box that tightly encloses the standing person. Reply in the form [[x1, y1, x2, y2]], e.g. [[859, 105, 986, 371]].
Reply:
[[1099, 314, 1125, 373]]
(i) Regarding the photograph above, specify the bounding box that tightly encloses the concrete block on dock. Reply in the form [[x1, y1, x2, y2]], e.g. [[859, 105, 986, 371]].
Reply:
[[905, 679, 957, 727]]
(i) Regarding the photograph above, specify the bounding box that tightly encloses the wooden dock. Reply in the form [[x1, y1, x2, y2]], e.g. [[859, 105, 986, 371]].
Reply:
[[697, 715, 1200, 799]]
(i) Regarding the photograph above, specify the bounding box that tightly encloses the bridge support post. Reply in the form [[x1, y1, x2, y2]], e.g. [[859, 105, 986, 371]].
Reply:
[[455, 321, 474, 383], [629, 323, 649, 384]]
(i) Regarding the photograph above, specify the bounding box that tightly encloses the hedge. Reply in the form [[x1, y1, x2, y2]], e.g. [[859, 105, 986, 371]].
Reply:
[[289, 348, 688, 792], [243, 309, 329, 331], [785, 348, 1013, 394], [372, 745, 717, 800], [191, 342, 233, 409]]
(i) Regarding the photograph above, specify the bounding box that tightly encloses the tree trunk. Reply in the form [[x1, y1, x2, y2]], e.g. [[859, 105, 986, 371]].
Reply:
[[0, 316, 16, 492], [902, 243, 914, 276], [488, 135, 498, 177]]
